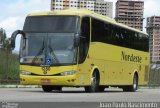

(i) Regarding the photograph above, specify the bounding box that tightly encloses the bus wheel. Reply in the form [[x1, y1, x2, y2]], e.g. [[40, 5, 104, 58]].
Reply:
[[123, 74, 138, 92], [85, 70, 99, 92], [42, 85, 53, 92]]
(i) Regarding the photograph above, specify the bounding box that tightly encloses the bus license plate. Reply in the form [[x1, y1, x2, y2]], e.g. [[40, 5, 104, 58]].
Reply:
[[41, 79, 51, 83]]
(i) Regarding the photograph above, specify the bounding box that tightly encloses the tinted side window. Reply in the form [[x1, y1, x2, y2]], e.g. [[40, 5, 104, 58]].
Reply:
[[134, 33, 149, 51], [106, 24, 116, 45], [91, 18, 149, 52], [79, 17, 90, 63], [92, 18, 106, 43], [92, 19, 125, 46]]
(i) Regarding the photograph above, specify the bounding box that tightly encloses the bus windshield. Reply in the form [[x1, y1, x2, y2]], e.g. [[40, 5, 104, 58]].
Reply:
[[20, 16, 79, 66], [20, 33, 77, 66]]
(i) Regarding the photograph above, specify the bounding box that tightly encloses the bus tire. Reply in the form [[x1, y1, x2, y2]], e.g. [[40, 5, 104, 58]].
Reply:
[[42, 85, 62, 92], [42, 85, 53, 92], [123, 74, 138, 92], [52, 86, 62, 91], [84, 70, 100, 92]]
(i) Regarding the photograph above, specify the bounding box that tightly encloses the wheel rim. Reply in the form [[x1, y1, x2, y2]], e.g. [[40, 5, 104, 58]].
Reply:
[[133, 76, 137, 90], [91, 72, 97, 90]]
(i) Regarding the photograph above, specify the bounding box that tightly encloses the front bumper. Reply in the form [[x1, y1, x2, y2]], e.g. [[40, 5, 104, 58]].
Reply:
[[20, 74, 77, 86]]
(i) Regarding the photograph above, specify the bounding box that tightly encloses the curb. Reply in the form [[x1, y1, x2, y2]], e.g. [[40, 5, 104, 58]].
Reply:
[[140, 85, 160, 88], [0, 85, 41, 88]]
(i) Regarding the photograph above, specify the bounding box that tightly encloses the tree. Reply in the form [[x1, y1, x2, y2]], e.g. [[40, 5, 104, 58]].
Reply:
[[0, 28, 11, 51], [0, 28, 6, 40]]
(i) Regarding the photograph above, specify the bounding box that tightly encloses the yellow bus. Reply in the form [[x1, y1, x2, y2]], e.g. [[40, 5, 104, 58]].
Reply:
[[11, 9, 149, 92]]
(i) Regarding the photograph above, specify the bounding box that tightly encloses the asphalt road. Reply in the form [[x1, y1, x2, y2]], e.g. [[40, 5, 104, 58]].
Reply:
[[0, 87, 160, 102]]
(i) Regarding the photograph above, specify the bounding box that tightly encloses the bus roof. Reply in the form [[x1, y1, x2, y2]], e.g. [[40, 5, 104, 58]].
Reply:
[[28, 9, 148, 35]]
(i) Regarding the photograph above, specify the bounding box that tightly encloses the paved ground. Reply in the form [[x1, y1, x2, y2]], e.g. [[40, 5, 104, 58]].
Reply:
[[0, 87, 160, 102]]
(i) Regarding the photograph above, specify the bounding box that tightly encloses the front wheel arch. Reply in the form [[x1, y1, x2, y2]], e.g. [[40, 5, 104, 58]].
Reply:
[[89, 66, 100, 84], [85, 68, 100, 92]]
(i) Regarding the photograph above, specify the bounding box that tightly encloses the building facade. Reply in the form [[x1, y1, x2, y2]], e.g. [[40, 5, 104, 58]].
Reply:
[[51, 0, 113, 18], [146, 16, 160, 63], [115, 0, 144, 31]]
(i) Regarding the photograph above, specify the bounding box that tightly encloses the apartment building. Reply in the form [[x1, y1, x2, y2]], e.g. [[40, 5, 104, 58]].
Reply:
[[146, 16, 160, 63], [115, 0, 144, 31], [51, 0, 113, 18]]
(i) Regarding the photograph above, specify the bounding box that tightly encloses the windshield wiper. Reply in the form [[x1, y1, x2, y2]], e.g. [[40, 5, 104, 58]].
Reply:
[[31, 39, 45, 65], [48, 39, 60, 64]]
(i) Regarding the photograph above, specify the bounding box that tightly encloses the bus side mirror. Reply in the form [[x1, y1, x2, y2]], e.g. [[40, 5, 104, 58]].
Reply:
[[11, 30, 26, 50]]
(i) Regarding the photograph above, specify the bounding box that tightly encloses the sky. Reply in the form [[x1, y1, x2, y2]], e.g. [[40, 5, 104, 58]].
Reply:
[[0, 0, 160, 51]]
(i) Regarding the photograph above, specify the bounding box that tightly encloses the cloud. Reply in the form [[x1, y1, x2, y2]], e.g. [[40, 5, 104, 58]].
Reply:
[[144, 0, 160, 17], [0, 0, 50, 51], [0, 0, 50, 19], [0, 0, 50, 35], [0, 16, 24, 35]]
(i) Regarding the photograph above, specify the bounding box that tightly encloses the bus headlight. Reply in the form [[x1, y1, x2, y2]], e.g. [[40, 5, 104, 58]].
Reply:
[[60, 71, 76, 76], [20, 70, 31, 75]]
